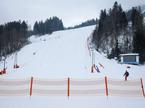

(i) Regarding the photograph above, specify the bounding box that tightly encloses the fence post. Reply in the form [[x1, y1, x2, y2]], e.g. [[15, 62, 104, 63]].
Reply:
[[140, 78, 145, 97], [68, 77, 70, 98], [105, 76, 108, 96], [30, 77, 33, 97]]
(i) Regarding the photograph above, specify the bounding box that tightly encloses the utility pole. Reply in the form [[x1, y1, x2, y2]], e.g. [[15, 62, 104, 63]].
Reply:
[[2, 55, 6, 74], [14, 52, 19, 69], [90, 44, 95, 73], [14, 52, 17, 66], [91, 49, 94, 67], [3, 56, 6, 70]]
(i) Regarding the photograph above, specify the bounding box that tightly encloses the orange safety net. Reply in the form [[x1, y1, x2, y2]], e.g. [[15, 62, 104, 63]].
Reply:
[[0, 77, 144, 97]]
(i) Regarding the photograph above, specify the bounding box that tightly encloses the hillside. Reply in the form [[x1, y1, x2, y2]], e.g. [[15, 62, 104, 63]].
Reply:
[[92, 2, 145, 63], [0, 25, 145, 80], [0, 25, 145, 108]]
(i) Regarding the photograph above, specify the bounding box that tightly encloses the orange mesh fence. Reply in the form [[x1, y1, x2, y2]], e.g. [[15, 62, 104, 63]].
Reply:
[[0, 77, 144, 97], [108, 78, 143, 97], [0, 78, 30, 96], [70, 78, 105, 96], [32, 78, 67, 96]]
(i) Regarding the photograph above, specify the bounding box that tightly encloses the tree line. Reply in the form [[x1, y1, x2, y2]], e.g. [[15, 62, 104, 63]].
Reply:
[[67, 19, 98, 29], [33, 16, 64, 35], [132, 7, 145, 63], [0, 16, 65, 59], [0, 21, 28, 59], [92, 1, 145, 63]]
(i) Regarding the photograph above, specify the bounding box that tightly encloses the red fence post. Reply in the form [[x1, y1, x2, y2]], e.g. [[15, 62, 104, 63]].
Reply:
[[140, 78, 145, 97], [91, 65, 94, 73], [105, 76, 108, 96], [30, 77, 33, 97], [68, 77, 70, 98]]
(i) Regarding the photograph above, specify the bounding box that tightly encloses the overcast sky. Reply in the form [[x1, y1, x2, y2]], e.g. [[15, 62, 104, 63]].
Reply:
[[0, 0, 145, 28]]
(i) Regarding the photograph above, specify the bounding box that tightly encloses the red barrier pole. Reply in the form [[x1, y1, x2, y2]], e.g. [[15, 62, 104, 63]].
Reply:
[[68, 77, 70, 98], [140, 78, 145, 97], [30, 77, 33, 97], [91, 65, 94, 73], [105, 76, 108, 96]]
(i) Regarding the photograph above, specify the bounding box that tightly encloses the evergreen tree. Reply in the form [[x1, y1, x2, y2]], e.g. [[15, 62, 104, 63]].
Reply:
[[133, 30, 145, 63], [131, 7, 144, 32], [120, 11, 128, 29], [108, 39, 121, 59], [114, 39, 121, 59], [33, 17, 64, 35], [33, 21, 39, 35], [92, 1, 129, 59], [0, 21, 28, 57], [132, 7, 145, 63], [98, 9, 107, 35]]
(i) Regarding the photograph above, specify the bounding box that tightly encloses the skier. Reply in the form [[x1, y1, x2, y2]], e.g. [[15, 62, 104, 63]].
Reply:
[[123, 70, 129, 81], [95, 65, 100, 73]]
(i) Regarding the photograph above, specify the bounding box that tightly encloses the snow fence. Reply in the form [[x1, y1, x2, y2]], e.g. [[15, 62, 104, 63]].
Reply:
[[0, 77, 144, 97], [0, 78, 30, 96]]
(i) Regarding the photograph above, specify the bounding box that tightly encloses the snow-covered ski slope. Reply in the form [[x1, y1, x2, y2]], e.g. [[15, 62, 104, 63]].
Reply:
[[1, 25, 145, 80], [0, 25, 145, 108], [1, 26, 94, 78]]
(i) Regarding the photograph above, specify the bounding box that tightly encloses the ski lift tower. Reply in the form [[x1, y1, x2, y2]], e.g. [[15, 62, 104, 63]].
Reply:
[[90, 43, 95, 73], [14, 52, 20, 69], [1, 56, 7, 74]]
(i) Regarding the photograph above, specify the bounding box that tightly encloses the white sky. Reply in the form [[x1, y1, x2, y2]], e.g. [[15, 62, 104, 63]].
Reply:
[[0, 0, 145, 27]]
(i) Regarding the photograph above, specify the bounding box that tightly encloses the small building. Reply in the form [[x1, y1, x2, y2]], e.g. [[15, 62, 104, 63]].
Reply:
[[120, 53, 139, 65]]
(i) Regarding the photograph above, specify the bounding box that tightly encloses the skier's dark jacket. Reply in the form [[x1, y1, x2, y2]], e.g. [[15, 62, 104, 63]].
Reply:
[[124, 71, 129, 77]]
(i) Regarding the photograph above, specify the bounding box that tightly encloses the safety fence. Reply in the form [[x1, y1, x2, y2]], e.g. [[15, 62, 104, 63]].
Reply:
[[0, 77, 144, 97], [0, 78, 30, 96], [32, 78, 67, 96], [108, 77, 143, 97]]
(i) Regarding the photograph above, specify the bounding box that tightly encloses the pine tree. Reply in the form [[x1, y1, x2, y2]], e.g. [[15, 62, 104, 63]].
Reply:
[[131, 7, 143, 32], [114, 39, 121, 59], [33, 17, 64, 35], [132, 7, 145, 63], [0, 21, 28, 57], [98, 9, 107, 35], [92, 1, 129, 59], [33, 21, 39, 35], [121, 11, 128, 29]]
